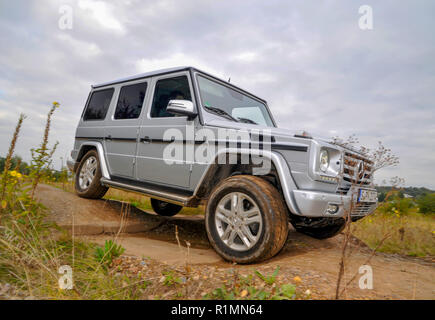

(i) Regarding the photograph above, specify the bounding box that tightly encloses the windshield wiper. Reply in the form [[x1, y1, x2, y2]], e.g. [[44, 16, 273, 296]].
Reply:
[[204, 106, 238, 122], [237, 117, 258, 125]]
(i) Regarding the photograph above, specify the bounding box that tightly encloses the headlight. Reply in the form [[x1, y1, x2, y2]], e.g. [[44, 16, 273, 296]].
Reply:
[[319, 149, 329, 172]]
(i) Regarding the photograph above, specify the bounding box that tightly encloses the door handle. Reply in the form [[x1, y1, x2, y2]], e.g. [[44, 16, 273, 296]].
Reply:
[[141, 136, 151, 143]]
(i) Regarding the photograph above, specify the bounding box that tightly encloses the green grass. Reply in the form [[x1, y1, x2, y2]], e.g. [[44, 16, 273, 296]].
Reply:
[[352, 209, 435, 257]]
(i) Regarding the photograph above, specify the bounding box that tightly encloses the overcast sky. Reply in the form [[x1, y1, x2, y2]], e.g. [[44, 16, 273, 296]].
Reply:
[[0, 0, 434, 188]]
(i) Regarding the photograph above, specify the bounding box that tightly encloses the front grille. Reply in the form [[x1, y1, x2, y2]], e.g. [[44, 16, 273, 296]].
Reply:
[[336, 184, 351, 195], [343, 152, 373, 185], [351, 202, 377, 216]]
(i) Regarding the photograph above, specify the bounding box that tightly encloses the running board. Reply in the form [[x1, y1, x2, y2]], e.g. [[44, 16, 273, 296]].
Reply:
[[100, 177, 195, 206]]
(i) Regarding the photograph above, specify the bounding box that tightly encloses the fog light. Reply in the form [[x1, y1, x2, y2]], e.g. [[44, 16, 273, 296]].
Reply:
[[326, 204, 339, 214]]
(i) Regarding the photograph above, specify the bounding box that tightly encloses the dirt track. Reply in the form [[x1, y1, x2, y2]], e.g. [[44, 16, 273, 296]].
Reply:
[[36, 184, 434, 299]]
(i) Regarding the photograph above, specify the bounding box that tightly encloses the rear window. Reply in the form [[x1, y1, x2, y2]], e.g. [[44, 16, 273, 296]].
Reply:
[[114, 82, 147, 119], [83, 88, 114, 121]]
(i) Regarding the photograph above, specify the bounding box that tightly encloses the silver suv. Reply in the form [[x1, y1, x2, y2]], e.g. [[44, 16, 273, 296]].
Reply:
[[68, 66, 377, 263]]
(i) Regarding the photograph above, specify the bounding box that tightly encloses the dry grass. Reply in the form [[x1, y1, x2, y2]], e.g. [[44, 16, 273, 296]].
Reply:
[[352, 209, 435, 257]]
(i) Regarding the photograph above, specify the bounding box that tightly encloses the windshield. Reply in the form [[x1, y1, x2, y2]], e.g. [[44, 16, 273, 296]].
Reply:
[[197, 75, 274, 127]]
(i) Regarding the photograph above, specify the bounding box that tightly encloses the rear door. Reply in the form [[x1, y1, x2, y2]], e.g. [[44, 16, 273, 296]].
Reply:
[[104, 80, 149, 179]]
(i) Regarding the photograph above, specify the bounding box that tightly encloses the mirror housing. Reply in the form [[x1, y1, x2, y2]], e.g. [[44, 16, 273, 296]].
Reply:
[[166, 100, 197, 119]]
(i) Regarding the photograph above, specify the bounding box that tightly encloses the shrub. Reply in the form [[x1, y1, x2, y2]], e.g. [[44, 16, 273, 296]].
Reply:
[[417, 193, 435, 214]]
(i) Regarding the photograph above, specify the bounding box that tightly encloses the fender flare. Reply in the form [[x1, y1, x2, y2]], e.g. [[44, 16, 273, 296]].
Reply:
[[75, 141, 110, 179], [193, 148, 301, 215]]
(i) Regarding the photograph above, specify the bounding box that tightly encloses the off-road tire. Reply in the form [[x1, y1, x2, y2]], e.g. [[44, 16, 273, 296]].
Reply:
[[205, 175, 289, 264], [291, 218, 345, 239], [74, 149, 108, 199], [151, 199, 182, 217]]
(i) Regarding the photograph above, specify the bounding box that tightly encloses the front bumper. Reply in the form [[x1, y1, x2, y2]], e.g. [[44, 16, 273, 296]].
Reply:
[[292, 187, 377, 218]]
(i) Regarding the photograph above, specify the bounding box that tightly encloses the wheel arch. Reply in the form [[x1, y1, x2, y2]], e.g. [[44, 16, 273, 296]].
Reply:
[[75, 141, 110, 179], [193, 148, 301, 215]]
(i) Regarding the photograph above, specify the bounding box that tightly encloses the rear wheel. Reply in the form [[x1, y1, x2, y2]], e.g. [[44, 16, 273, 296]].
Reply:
[[151, 199, 182, 217], [74, 150, 108, 199], [205, 175, 289, 264]]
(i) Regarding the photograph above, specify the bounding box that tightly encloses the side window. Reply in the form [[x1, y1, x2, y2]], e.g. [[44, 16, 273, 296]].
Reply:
[[150, 76, 192, 118], [114, 82, 148, 120], [83, 88, 114, 121]]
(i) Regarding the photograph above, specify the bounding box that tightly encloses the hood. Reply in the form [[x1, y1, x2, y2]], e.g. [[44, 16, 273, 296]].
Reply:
[[205, 119, 323, 145]]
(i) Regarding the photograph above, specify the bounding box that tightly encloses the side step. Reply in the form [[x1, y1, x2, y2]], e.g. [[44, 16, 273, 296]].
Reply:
[[100, 177, 195, 206]]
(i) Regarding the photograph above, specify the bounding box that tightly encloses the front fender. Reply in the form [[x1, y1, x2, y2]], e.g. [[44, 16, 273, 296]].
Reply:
[[193, 148, 301, 215]]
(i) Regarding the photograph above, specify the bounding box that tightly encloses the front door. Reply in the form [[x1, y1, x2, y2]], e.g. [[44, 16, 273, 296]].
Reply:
[[136, 72, 196, 189], [104, 80, 149, 178]]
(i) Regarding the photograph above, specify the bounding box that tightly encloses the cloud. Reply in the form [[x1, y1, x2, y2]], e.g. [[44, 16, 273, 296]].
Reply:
[[77, 0, 126, 34], [0, 0, 434, 188]]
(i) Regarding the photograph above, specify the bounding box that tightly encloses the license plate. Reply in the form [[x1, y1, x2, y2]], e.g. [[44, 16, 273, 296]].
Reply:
[[358, 189, 377, 203]]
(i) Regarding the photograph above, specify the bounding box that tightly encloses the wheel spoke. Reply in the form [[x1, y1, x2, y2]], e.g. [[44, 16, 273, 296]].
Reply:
[[226, 229, 237, 246], [237, 229, 251, 248], [241, 225, 256, 243], [217, 204, 233, 218], [216, 212, 231, 225], [221, 225, 232, 240], [242, 207, 260, 218], [231, 193, 238, 215], [245, 214, 261, 225]]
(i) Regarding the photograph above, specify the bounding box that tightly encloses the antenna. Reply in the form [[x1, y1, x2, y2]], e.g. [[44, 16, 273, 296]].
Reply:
[[228, 77, 231, 83]]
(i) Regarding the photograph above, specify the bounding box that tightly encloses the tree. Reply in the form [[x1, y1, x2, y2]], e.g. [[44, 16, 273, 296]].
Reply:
[[417, 193, 435, 214]]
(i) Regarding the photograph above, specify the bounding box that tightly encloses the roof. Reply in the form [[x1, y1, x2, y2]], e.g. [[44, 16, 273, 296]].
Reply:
[[91, 66, 267, 104], [92, 66, 191, 88]]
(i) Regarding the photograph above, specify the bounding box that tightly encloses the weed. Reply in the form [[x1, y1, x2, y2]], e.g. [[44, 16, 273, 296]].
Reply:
[[94, 240, 125, 269], [254, 266, 279, 285]]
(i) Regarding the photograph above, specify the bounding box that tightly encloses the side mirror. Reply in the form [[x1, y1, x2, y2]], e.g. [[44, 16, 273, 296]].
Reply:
[[166, 100, 197, 119]]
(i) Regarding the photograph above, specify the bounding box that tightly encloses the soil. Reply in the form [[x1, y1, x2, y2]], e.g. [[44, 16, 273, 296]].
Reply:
[[36, 184, 435, 299]]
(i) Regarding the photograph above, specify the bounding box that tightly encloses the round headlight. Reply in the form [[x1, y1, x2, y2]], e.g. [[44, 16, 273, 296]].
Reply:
[[319, 149, 329, 172]]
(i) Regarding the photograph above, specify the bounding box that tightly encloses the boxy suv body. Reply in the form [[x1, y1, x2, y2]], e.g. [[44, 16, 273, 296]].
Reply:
[[68, 66, 377, 263]]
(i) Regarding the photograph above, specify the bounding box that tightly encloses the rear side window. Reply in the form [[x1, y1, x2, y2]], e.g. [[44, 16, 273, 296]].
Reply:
[[114, 82, 147, 119], [83, 88, 114, 121]]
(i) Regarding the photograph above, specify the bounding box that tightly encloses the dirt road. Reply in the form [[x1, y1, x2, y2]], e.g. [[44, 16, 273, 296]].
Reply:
[[36, 184, 434, 299]]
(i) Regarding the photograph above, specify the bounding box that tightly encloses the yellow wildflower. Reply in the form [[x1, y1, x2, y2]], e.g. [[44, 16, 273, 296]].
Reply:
[[53, 101, 60, 108], [293, 276, 302, 284], [240, 290, 248, 298], [9, 170, 17, 177]]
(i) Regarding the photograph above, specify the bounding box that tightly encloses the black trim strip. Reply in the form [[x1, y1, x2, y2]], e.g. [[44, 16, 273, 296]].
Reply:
[[140, 138, 205, 144], [106, 137, 137, 142], [272, 144, 308, 152], [75, 136, 137, 142]]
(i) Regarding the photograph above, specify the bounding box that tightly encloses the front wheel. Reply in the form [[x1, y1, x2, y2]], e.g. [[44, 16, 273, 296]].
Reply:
[[205, 175, 289, 264], [151, 199, 182, 217]]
